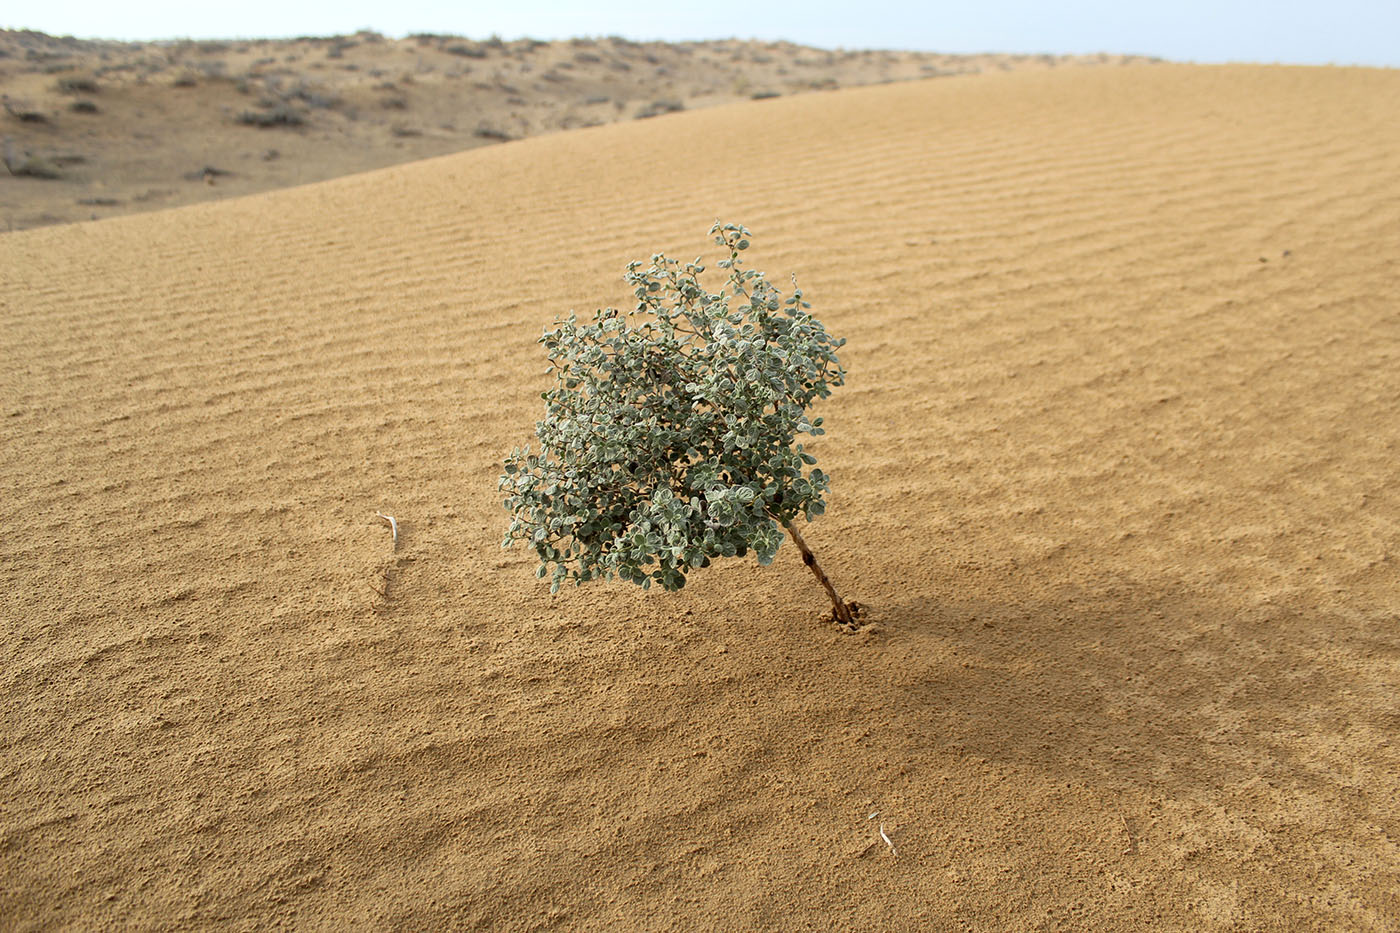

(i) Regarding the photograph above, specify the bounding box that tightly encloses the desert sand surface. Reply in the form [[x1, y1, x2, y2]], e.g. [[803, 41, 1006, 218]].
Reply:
[[0, 29, 1156, 233], [3, 62, 1399, 930]]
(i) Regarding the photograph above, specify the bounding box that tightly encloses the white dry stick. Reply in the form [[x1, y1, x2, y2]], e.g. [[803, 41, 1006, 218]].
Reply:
[[879, 823, 897, 857], [377, 512, 398, 549]]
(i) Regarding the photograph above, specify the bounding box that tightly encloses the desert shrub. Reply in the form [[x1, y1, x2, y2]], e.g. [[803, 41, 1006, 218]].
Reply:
[[473, 124, 512, 141], [4, 154, 62, 179], [69, 99, 100, 113], [3, 98, 48, 123], [501, 223, 858, 625], [55, 76, 99, 94], [236, 104, 305, 127], [293, 86, 340, 109], [446, 43, 486, 59], [182, 165, 231, 182], [634, 99, 684, 119]]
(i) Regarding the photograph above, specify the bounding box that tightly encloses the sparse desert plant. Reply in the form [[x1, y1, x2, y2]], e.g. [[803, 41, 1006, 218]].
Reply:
[[236, 104, 306, 127], [501, 223, 858, 626], [54, 75, 99, 94], [69, 99, 100, 113], [473, 124, 512, 141], [635, 99, 684, 119], [2, 96, 47, 123], [292, 85, 340, 109], [4, 153, 62, 179]]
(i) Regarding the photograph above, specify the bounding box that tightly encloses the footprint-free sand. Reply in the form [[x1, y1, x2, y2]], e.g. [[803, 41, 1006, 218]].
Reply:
[[3, 63, 1398, 929]]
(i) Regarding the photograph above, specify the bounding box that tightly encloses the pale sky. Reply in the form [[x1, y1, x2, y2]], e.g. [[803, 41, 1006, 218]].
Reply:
[[6, 0, 1397, 67]]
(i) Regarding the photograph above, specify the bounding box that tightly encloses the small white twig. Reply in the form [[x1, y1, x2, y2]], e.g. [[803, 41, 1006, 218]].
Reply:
[[879, 823, 897, 857], [376, 512, 398, 549]]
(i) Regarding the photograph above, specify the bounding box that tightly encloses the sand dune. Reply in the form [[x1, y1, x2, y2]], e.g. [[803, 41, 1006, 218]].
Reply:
[[3, 63, 1398, 929], [1, 28, 1153, 232]]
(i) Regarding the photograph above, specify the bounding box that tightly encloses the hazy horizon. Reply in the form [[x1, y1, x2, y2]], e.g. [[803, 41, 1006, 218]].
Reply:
[[5, 0, 1398, 68]]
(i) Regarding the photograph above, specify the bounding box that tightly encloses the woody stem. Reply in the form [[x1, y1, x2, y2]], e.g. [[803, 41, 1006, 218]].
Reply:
[[780, 518, 855, 626]]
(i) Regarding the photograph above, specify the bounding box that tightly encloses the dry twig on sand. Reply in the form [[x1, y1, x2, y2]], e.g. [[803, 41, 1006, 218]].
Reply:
[[879, 823, 897, 857], [376, 511, 398, 548]]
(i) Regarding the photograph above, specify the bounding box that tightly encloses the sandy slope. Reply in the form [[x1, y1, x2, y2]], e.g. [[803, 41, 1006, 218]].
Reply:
[[2, 63, 1398, 930], [1, 28, 1153, 232]]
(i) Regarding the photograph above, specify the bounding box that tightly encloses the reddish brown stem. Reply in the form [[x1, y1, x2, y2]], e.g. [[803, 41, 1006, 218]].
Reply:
[[781, 518, 856, 627]]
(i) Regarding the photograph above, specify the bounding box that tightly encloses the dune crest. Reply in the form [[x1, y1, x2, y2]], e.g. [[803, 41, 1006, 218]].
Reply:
[[0, 28, 1156, 232]]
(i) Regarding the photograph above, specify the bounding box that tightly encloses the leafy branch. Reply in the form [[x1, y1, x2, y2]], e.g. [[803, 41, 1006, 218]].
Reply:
[[500, 222, 858, 626]]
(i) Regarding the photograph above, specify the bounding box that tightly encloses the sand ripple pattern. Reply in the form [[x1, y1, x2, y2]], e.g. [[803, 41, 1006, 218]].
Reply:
[[2, 64, 1398, 929]]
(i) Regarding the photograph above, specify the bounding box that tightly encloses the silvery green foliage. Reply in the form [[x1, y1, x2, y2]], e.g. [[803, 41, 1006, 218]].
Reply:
[[501, 222, 845, 594]]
